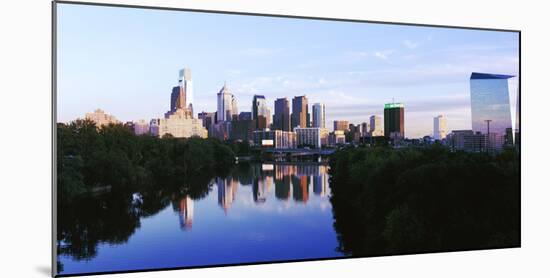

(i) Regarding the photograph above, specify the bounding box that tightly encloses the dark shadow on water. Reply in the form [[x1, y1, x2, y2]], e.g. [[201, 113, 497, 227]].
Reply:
[[35, 265, 51, 277]]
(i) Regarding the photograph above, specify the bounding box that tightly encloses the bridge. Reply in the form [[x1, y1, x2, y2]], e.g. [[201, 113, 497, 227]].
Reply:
[[261, 148, 336, 156]]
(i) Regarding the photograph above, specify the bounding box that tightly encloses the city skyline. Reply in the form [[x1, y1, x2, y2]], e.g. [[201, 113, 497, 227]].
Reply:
[[57, 4, 519, 138]]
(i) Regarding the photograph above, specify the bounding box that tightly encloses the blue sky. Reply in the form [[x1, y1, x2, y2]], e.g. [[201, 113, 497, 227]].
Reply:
[[57, 3, 519, 138]]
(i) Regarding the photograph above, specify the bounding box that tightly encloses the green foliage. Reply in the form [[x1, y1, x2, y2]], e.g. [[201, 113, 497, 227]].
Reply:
[[329, 145, 519, 256], [56, 120, 238, 262], [57, 121, 236, 202]]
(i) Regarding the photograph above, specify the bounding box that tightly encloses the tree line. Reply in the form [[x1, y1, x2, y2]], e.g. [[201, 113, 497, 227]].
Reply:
[[328, 145, 519, 256]]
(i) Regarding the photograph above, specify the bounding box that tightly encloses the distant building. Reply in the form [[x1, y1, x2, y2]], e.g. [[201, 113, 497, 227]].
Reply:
[[433, 115, 447, 140], [252, 95, 271, 129], [312, 103, 326, 128], [347, 124, 361, 143], [198, 111, 216, 136], [295, 127, 329, 148], [291, 95, 309, 130], [217, 83, 238, 122], [230, 118, 256, 143], [158, 109, 207, 138], [85, 109, 120, 127], [273, 98, 291, 131], [384, 103, 404, 139], [149, 119, 159, 136], [253, 130, 297, 149], [239, 112, 252, 121], [446, 130, 489, 153], [361, 122, 370, 137], [329, 130, 346, 146], [369, 115, 383, 137], [170, 68, 194, 116], [134, 119, 149, 135], [333, 120, 349, 132]]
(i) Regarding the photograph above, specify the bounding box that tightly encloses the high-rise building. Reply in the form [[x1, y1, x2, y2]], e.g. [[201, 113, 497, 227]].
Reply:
[[333, 120, 349, 132], [312, 103, 326, 128], [369, 115, 383, 137], [291, 95, 309, 130], [170, 68, 194, 116], [85, 109, 120, 127], [252, 95, 271, 129], [295, 127, 329, 148], [470, 72, 514, 151], [273, 98, 291, 131], [433, 115, 448, 140], [217, 83, 237, 122], [198, 112, 216, 131], [384, 103, 405, 139], [361, 122, 369, 137]]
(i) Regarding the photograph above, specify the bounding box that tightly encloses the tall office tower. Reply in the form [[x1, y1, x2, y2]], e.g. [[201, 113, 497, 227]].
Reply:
[[470, 72, 514, 151], [217, 83, 235, 122], [361, 122, 369, 137], [433, 115, 448, 140], [231, 95, 239, 121], [291, 95, 309, 130], [252, 95, 271, 129], [312, 103, 326, 128], [333, 120, 349, 132], [273, 97, 291, 131], [384, 103, 405, 138], [170, 68, 194, 115], [369, 115, 383, 136]]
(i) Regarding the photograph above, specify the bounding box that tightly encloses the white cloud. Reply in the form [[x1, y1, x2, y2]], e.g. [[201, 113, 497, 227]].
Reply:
[[403, 40, 421, 49], [374, 50, 394, 60]]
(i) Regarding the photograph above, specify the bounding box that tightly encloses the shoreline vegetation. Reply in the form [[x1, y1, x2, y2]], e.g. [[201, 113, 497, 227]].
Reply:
[[328, 145, 520, 256], [56, 120, 519, 271]]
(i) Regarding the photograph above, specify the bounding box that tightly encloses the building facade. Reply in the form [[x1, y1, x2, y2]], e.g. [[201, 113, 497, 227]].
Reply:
[[295, 127, 329, 148], [312, 103, 326, 128], [433, 115, 448, 140], [384, 103, 405, 139], [369, 115, 383, 137], [273, 98, 291, 131], [253, 130, 297, 149], [133, 119, 149, 135], [470, 72, 514, 152], [217, 83, 237, 122], [85, 109, 120, 127], [291, 95, 309, 130], [333, 120, 349, 132], [158, 108, 208, 138], [252, 95, 271, 129]]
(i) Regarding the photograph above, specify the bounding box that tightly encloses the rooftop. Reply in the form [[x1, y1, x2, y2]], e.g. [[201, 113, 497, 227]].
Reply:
[[470, 72, 515, 80]]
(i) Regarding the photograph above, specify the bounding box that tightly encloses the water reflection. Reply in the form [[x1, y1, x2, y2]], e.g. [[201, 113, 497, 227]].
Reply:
[[58, 162, 342, 275]]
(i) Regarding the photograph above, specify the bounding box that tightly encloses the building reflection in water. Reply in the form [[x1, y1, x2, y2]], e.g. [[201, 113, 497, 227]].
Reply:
[[219, 164, 330, 209], [217, 177, 239, 213], [178, 195, 194, 230]]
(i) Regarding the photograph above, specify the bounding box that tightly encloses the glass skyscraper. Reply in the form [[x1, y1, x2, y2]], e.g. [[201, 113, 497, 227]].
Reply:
[[470, 72, 514, 137]]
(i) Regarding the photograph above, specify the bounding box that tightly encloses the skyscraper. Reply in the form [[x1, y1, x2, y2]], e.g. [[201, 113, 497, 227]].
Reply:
[[217, 83, 236, 122], [312, 103, 326, 128], [291, 95, 309, 130], [273, 98, 291, 131], [252, 95, 271, 129], [333, 120, 349, 132], [369, 115, 383, 137], [170, 68, 194, 116], [470, 72, 514, 141], [433, 115, 448, 140], [384, 103, 405, 139]]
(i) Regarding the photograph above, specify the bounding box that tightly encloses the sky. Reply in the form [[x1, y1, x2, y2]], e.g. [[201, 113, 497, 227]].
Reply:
[[56, 3, 519, 138]]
